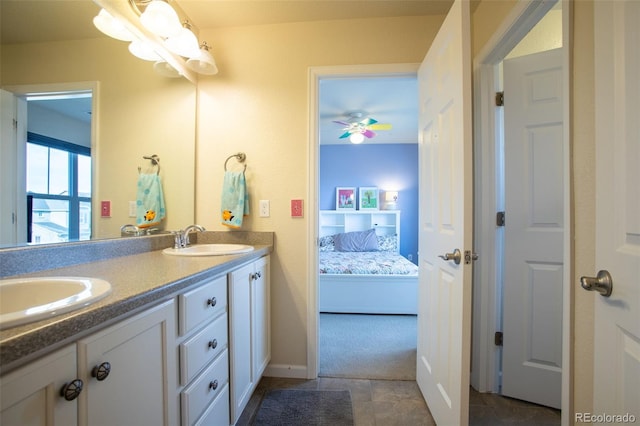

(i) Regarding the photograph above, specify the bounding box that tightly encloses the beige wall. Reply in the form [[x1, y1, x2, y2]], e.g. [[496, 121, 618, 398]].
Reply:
[[194, 15, 445, 371], [1, 37, 196, 237]]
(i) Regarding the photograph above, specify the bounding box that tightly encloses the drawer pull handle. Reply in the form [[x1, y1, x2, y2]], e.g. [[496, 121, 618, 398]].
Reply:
[[208, 339, 218, 349], [91, 362, 111, 381], [209, 379, 219, 391], [207, 297, 217, 307], [60, 379, 83, 401]]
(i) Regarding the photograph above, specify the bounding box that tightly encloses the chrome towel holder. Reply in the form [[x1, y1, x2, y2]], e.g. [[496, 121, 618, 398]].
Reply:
[[224, 152, 247, 172], [139, 154, 160, 175]]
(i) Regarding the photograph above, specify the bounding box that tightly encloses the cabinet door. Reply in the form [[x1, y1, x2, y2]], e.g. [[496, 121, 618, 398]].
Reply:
[[77, 300, 176, 426], [252, 256, 270, 379], [228, 262, 253, 424], [0, 345, 78, 426]]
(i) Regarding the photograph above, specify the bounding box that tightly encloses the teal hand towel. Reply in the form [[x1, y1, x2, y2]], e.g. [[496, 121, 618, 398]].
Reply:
[[221, 171, 249, 228], [136, 173, 166, 228]]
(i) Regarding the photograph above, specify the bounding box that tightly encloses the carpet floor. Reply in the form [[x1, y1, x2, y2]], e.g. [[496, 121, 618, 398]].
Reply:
[[252, 389, 353, 425], [319, 313, 417, 380]]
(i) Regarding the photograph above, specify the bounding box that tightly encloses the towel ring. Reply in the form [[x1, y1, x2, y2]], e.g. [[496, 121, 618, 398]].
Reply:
[[224, 152, 247, 172], [141, 155, 160, 175]]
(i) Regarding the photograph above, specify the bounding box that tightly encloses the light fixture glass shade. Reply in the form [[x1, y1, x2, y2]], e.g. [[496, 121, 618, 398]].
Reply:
[[140, 0, 182, 38], [385, 191, 398, 202], [165, 25, 200, 58], [186, 43, 219, 75], [154, 60, 181, 78], [93, 8, 134, 41], [128, 40, 162, 62], [349, 133, 365, 144]]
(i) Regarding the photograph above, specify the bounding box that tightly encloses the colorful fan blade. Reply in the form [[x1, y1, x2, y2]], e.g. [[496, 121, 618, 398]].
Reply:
[[363, 129, 376, 138], [369, 123, 392, 130], [362, 117, 378, 126], [333, 120, 351, 126], [339, 131, 352, 139]]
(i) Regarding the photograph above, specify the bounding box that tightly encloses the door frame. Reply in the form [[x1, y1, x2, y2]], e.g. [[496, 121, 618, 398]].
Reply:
[[471, 0, 571, 422], [306, 63, 419, 378]]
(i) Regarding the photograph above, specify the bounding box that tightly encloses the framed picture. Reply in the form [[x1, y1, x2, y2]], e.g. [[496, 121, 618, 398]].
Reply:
[[359, 187, 379, 210], [336, 187, 356, 210]]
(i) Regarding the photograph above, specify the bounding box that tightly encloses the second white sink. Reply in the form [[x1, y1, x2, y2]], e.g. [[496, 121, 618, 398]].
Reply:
[[163, 243, 254, 257], [0, 277, 112, 330]]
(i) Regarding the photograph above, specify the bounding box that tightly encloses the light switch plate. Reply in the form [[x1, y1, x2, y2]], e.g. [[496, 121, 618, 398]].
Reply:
[[291, 199, 303, 217], [129, 201, 137, 218], [101, 201, 111, 218]]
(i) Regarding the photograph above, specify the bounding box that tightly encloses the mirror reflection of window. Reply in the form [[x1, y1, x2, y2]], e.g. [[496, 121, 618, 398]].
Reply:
[[26, 134, 91, 244]]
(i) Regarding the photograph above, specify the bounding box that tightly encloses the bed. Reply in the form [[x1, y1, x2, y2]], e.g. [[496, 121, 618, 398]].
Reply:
[[318, 211, 418, 314]]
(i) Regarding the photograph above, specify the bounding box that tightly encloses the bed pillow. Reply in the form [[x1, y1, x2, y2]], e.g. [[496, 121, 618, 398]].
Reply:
[[334, 228, 379, 252], [318, 234, 336, 252], [377, 234, 398, 252]]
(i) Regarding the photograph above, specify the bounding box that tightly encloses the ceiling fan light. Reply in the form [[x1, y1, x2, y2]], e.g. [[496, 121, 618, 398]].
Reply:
[[93, 8, 134, 41], [129, 40, 162, 62], [349, 133, 365, 144], [186, 42, 219, 75], [165, 25, 200, 58], [140, 0, 182, 38]]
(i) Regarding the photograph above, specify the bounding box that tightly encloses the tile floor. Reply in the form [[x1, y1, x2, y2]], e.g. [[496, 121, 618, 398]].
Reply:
[[238, 376, 561, 426]]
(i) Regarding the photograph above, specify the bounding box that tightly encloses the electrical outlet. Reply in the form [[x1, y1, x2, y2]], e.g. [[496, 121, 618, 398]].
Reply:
[[128, 201, 137, 218], [259, 200, 270, 217], [101, 201, 111, 218], [291, 199, 303, 217]]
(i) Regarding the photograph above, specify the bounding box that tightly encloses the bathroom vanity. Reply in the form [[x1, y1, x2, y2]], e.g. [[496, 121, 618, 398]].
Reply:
[[0, 232, 273, 426]]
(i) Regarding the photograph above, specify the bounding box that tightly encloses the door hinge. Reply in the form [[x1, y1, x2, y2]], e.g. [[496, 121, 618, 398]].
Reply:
[[13, 118, 18, 129], [495, 331, 503, 346], [496, 211, 505, 227], [495, 91, 504, 106]]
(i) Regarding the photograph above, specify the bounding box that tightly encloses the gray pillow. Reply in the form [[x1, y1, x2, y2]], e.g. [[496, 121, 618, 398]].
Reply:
[[334, 228, 379, 252]]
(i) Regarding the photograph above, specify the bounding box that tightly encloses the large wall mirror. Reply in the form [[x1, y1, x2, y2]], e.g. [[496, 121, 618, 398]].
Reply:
[[0, 0, 196, 247]]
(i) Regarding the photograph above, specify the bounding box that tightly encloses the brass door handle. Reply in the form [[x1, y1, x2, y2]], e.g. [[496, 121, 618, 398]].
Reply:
[[580, 270, 613, 297], [438, 249, 462, 265]]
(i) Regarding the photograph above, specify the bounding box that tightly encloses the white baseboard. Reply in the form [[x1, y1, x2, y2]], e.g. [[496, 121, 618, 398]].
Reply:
[[263, 363, 308, 379]]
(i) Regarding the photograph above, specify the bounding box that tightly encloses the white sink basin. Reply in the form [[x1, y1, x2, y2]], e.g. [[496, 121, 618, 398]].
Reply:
[[163, 243, 254, 257], [0, 277, 112, 330]]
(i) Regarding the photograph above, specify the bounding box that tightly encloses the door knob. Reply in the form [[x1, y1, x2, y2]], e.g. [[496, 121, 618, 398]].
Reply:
[[580, 270, 613, 297], [438, 249, 462, 265]]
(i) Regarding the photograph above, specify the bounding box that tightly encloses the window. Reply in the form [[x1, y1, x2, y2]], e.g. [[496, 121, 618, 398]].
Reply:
[[26, 132, 91, 243]]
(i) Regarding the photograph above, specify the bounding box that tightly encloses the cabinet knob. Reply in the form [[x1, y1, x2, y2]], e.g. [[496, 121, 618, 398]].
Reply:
[[208, 339, 218, 349], [60, 379, 84, 401], [207, 297, 217, 307], [251, 272, 261, 281], [209, 379, 219, 391], [91, 362, 111, 381]]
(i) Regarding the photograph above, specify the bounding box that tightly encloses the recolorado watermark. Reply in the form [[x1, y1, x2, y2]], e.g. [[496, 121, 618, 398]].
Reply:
[[575, 412, 637, 423]]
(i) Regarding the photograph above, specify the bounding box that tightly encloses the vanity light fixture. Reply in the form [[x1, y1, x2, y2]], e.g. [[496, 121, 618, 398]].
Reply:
[[92, 0, 219, 79], [186, 42, 219, 75], [93, 8, 134, 42], [139, 0, 182, 38], [165, 21, 200, 58]]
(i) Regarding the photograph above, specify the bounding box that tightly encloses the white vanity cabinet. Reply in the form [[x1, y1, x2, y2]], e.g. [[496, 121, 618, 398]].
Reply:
[[0, 300, 176, 426], [0, 345, 79, 426], [77, 299, 177, 426], [177, 274, 230, 426], [228, 255, 270, 425]]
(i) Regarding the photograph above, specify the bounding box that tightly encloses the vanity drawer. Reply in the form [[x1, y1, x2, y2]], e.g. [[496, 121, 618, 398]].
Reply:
[[180, 314, 228, 385], [179, 275, 227, 335], [181, 350, 229, 426], [194, 383, 230, 426]]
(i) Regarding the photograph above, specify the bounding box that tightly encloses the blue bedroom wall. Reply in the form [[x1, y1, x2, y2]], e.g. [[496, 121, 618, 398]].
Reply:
[[319, 143, 419, 263]]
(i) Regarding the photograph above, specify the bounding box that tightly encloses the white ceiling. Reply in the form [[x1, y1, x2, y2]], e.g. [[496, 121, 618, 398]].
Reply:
[[2, 0, 434, 143]]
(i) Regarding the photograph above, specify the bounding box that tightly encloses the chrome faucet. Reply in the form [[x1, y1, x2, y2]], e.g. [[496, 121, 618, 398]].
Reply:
[[173, 224, 206, 248]]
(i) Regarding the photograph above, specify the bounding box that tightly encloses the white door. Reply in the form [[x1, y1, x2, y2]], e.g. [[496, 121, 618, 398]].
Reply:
[[591, 1, 640, 420], [416, 0, 473, 424], [501, 48, 563, 409]]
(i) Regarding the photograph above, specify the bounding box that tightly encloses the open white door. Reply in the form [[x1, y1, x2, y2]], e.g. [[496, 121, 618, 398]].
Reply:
[[590, 1, 640, 421], [416, 0, 473, 424], [501, 48, 563, 409]]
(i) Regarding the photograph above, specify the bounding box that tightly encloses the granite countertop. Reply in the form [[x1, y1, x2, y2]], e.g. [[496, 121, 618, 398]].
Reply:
[[0, 232, 273, 373]]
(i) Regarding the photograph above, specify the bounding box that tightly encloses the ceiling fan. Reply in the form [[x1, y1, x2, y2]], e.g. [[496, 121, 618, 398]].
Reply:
[[333, 112, 392, 144]]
